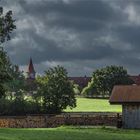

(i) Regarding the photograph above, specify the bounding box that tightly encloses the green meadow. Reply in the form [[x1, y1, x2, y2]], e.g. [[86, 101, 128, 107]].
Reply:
[[65, 98, 121, 112], [0, 126, 139, 140]]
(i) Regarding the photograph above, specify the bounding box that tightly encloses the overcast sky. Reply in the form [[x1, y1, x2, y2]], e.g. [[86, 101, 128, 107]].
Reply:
[[1, 0, 140, 76]]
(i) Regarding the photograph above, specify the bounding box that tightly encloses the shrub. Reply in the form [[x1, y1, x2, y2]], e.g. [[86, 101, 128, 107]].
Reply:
[[0, 98, 12, 115]]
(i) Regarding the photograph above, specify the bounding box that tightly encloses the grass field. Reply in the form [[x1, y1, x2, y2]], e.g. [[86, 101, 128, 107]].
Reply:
[[0, 126, 140, 140], [65, 98, 121, 112]]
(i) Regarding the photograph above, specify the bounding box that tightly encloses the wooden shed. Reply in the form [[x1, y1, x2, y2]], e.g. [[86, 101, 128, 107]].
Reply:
[[109, 85, 140, 129]]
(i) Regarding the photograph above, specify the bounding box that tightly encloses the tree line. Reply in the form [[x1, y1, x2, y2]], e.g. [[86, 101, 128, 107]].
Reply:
[[81, 66, 134, 98]]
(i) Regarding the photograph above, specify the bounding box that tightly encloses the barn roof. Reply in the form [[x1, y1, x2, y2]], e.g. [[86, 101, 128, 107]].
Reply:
[[109, 85, 140, 104]]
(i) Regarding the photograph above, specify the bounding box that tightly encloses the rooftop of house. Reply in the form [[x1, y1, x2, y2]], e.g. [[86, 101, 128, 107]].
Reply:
[[130, 75, 140, 85], [68, 76, 91, 82], [109, 85, 140, 104], [68, 76, 91, 87]]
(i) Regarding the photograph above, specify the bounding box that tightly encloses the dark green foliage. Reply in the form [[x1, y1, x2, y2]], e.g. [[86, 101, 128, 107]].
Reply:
[[93, 66, 134, 96], [37, 66, 76, 113], [0, 98, 12, 115], [0, 98, 41, 115], [6, 65, 26, 95], [0, 47, 12, 98], [0, 7, 16, 43], [9, 90, 41, 115], [0, 7, 43, 115], [0, 7, 16, 97], [11, 99, 41, 115], [0, 65, 76, 115], [83, 66, 134, 97]]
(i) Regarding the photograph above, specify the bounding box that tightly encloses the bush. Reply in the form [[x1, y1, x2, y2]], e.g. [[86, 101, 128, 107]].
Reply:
[[11, 99, 42, 115], [0, 98, 41, 115], [0, 98, 12, 115]]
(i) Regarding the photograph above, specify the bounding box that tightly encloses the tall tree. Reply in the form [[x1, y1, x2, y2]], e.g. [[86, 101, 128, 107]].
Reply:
[[83, 66, 134, 97], [0, 7, 16, 97], [0, 7, 16, 43], [37, 66, 76, 113], [6, 65, 26, 97], [0, 47, 12, 97]]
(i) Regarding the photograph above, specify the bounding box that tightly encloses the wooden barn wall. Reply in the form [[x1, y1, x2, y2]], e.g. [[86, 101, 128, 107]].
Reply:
[[122, 104, 140, 129]]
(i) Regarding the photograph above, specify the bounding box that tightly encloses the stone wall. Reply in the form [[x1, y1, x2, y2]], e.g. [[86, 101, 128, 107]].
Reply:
[[0, 113, 121, 128]]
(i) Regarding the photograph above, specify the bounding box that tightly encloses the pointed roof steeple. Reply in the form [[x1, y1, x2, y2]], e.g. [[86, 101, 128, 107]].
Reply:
[[28, 57, 35, 74]]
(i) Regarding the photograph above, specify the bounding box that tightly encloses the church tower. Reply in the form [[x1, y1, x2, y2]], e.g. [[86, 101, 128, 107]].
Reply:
[[27, 58, 36, 79]]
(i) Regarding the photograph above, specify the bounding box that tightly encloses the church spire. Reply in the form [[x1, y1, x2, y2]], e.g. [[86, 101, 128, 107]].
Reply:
[[27, 57, 36, 79]]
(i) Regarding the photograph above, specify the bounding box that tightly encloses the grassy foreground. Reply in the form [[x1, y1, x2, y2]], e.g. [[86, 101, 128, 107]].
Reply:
[[0, 126, 140, 140], [66, 98, 121, 112]]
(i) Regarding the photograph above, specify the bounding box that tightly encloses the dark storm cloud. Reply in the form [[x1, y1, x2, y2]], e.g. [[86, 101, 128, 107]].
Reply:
[[6, 30, 121, 65], [19, 0, 124, 31], [20, 0, 114, 20], [114, 25, 140, 48], [1, 0, 140, 75]]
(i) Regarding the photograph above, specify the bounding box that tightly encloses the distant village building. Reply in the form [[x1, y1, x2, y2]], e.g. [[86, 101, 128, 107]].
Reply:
[[110, 85, 140, 129], [25, 58, 91, 88], [24, 58, 140, 89], [27, 58, 36, 79], [26, 58, 36, 91], [130, 75, 140, 85], [68, 76, 91, 88], [68, 75, 140, 88]]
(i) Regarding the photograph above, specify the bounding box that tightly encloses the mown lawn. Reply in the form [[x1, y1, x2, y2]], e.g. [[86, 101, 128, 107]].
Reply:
[[65, 98, 121, 112], [0, 126, 140, 140]]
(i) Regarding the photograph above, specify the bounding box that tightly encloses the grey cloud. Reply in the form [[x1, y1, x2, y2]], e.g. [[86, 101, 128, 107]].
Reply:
[[18, 0, 125, 31], [2, 0, 140, 76], [6, 30, 121, 65], [115, 25, 140, 47]]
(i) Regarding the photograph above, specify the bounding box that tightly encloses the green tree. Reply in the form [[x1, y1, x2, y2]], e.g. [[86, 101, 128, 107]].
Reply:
[[0, 7, 16, 98], [0, 7, 16, 43], [85, 66, 134, 97], [0, 47, 12, 98], [6, 65, 26, 99], [37, 66, 76, 113]]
